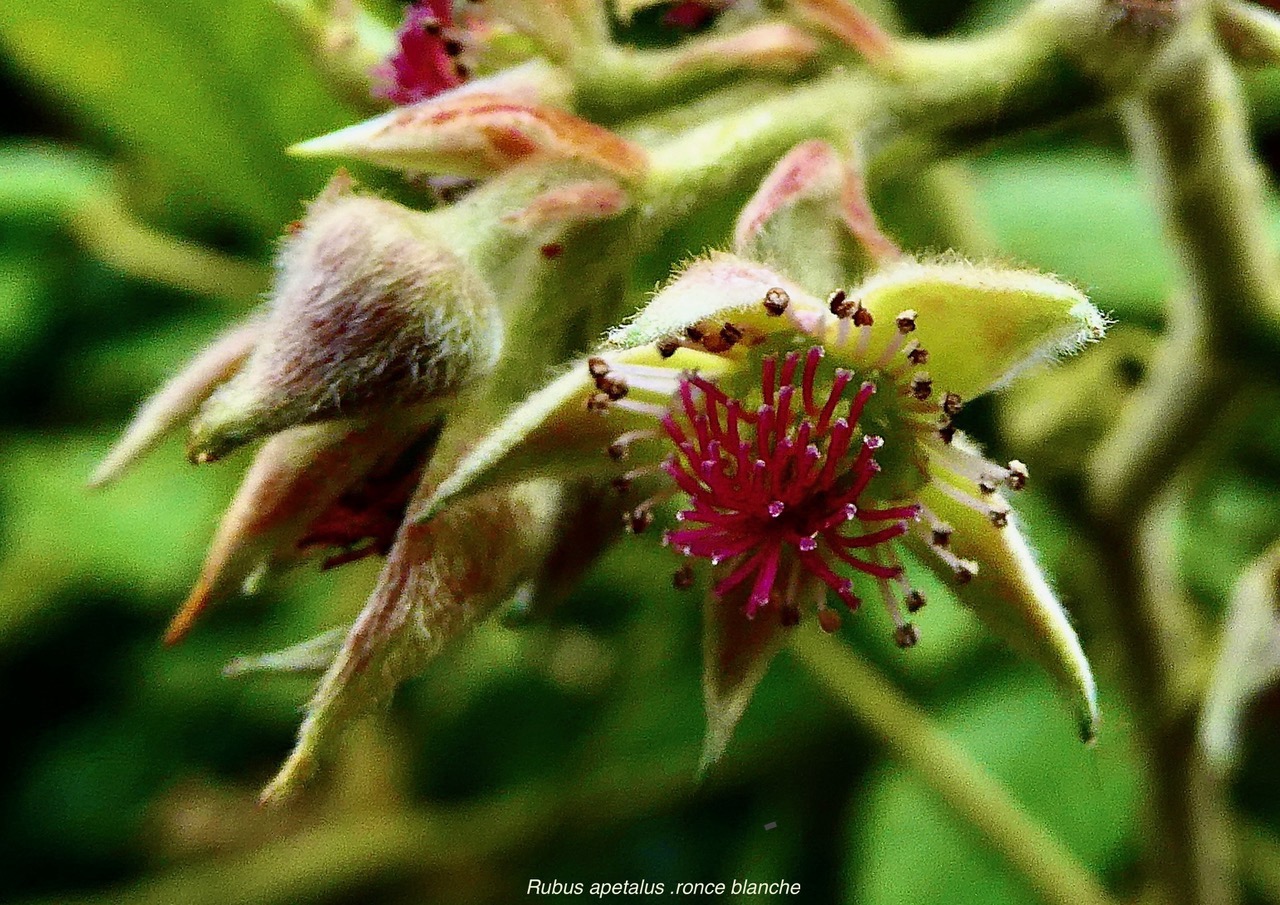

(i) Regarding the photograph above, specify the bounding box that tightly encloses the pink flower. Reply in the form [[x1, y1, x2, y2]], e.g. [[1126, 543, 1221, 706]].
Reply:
[[374, 1, 468, 106]]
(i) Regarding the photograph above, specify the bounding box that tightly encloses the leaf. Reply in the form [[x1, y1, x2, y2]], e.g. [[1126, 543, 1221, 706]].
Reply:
[[851, 672, 1139, 905], [0, 0, 349, 236]]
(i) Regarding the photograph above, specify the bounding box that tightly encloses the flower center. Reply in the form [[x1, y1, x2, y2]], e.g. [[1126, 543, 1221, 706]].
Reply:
[[660, 347, 921, 627]]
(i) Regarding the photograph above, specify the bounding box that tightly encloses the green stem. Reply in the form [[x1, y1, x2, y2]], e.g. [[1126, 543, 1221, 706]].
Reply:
[[790, 631, 1116, 905], [69, 196, 268, 304], [1084, 10, 1277, 905]]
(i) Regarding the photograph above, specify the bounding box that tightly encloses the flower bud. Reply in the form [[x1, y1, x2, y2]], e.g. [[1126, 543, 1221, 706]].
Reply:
[[735, 140, 898, 290], [291, 92, 647, 180], [188, 175, 502, 462]]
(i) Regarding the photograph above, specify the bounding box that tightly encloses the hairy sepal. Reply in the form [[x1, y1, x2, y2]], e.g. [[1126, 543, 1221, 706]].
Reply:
[[420, 345, 731, 520], [291, 93, 647, 180], [911, 478, 1099, 742], [839, 258, 1105, 400], [608, 252, 829, 348], [188, 178, 501, 462], [261, 479, 563, 802]]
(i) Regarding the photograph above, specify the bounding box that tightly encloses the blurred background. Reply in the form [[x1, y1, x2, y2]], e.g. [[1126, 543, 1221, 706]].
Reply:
[[3, 0, 1280, 903]]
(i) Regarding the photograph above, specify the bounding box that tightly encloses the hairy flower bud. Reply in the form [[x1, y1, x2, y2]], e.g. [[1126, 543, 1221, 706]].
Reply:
[[188, 175, 502, 462]]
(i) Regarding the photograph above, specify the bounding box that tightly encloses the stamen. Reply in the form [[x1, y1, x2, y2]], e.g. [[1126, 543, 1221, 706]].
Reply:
[[909, 373, 933, 401], [763, 287, 790, 316], [607, 429, 656, 461], [673, 563, 696, 590], [828, 289, 855, 318], [931, 477, 1011, 528], [617, 345, 932, 636], [657, 337, 682, 358], [927, 541, 979, 583]]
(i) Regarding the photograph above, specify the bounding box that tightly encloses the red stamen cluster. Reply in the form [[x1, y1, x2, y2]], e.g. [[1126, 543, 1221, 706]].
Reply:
[[298, 440, 428, 569], [661, 347, 920, 619], [374, 1, 468, 106]]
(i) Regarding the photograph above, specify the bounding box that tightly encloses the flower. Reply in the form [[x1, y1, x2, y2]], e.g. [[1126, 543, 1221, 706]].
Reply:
[[419, 140, 1105, 764], [374, 1, 469, 106], [96, 65, 1105, 793]]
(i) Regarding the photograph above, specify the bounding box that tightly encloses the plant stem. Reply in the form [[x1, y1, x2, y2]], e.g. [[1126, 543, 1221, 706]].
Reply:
[[1084, 9, 1277, 904], [790, 631, 1117, 905]]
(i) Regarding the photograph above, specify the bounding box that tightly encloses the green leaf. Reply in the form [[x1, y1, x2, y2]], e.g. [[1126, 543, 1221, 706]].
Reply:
[[971, 150, 1173, 321], [0, 0, 350, 236]]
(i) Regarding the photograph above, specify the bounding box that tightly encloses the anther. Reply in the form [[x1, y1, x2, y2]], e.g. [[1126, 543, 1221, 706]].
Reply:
[[905, 589, 926, 613], [587, 392, 612, 413], [1006, 460, 1029, 491], [422, 18, 442, 35], [895, 310, 918, 333], [954, 564, 975, 584], [938, 423, 956, 445], [607, 441, 628, 461], [611, 475, 632, 493], [656, 337, 681, 358], [673, 564, 696, 590], [989, 507, 1010, 528], [627, 507, 655, 534], [894, 624, 921, 648], [942, 393, 963, 417], [977, 477, 997, 495], [443, 37, 464, 56], [828, 289, 855, 318], [906, 344, 929, 365], [587, 357, 610, 378], [817, 608, 842, 633], [763, 287, 790, 316], [685, 325, 705, 342], [719, 322, 744, 347], [597, 374, 629, 400], [779, 604, 801, 627], [909, 374, 933, 401], [852, 305, 874, 327], [931, 526, 952, 547]]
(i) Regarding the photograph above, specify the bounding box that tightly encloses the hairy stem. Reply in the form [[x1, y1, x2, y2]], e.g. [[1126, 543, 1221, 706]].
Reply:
[[1085, 9, 1278, 904], [791, 631, 1116, 905]]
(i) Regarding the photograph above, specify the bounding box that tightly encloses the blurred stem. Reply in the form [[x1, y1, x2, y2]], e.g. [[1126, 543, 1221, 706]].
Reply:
[[1241, 821, 1280, 904], [790, 632, 1116, 905], [69, 196, 268, 305], [50, 757, 707, 905], [1085, 9, 1278, 905]]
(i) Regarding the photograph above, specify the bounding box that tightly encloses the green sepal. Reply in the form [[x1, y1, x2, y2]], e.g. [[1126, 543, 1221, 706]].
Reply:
[[607, 252, 829, 348], [838, 258, 1105, 400], [419, 345, 732, 520], [910, 479, 1099, 743], [700, 585, 787, 772]]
